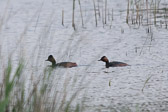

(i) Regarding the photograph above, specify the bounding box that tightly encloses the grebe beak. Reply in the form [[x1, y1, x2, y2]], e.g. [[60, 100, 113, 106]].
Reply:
[[98, 59, 101, 61], [45, 59, 49, 61]]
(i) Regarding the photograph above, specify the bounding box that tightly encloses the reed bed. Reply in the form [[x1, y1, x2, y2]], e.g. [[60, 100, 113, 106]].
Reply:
[[126, 0, 168, 28], [70, 0, 167, 29]]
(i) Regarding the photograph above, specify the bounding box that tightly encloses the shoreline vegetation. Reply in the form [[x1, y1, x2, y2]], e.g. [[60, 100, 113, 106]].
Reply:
[[0, 59, 83, 112]]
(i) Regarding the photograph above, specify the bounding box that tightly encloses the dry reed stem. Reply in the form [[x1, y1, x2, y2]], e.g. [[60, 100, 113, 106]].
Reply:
[[126, 0, 129, 24], [146, 0, 149, 25], [93, 0, 98, 27], [62, 9, 64, 26], [72, 0, 76, 30], [78, 0, 84, 27], [105, 0, 107, 24]]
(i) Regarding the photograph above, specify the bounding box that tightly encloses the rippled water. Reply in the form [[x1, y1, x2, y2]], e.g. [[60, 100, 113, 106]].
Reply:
[[0, 0, 168, 111]]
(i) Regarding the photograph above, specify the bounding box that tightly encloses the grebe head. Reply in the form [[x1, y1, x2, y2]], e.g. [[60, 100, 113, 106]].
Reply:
[[98, 56, 109, 62], [46, 55, 56, 65]]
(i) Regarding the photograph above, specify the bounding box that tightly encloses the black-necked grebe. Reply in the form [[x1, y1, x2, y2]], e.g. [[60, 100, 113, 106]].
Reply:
[[46, 55, 77, 68], [98, 56, 129, 68]]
